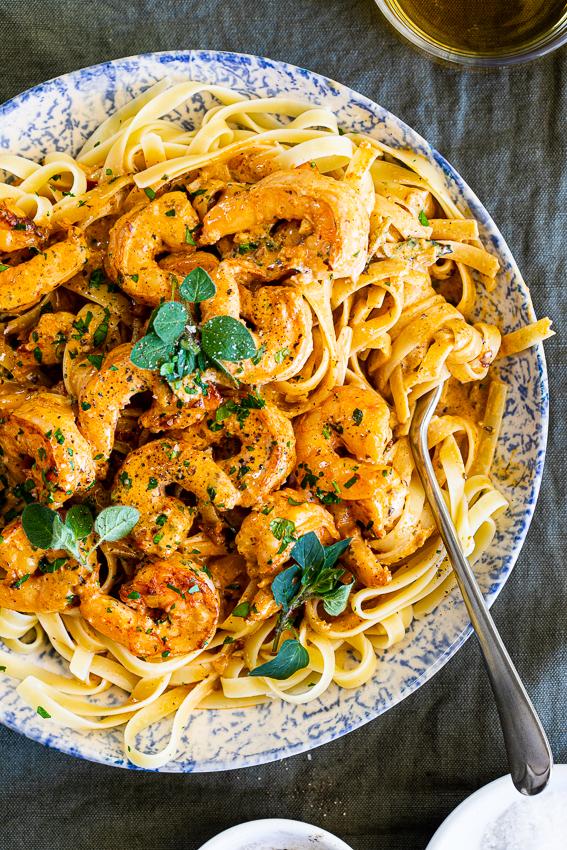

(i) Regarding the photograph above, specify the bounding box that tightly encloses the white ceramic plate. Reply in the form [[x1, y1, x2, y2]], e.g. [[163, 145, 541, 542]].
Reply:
[[0, 51, 549, 771], [197, 818, 354, 850], [426, 765, 567, 849]]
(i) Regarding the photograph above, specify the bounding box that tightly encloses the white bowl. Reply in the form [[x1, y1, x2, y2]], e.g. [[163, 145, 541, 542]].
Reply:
[[426, 764, 567, 849], [0, 50, 549, 771], [197, 818, 354, 850]]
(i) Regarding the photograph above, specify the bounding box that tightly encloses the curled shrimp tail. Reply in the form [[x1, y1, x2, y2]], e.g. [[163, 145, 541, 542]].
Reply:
[[79, 553, 219, 656], [0, 221, 89, 311]]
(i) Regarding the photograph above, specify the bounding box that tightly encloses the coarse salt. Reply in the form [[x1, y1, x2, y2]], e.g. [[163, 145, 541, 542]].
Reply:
[[482, 791, 567, 849]]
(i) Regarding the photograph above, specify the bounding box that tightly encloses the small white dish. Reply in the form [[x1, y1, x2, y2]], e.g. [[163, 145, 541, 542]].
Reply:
[[426, 764, 567, 849], [197, 818, 354, 850]]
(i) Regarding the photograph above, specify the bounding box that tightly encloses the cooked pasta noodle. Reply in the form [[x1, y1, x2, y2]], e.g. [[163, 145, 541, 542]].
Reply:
[[0, 76, 553, 769]]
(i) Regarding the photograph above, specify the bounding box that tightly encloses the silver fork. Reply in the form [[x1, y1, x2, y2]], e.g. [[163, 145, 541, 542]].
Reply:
[[409, 382, 553, 796]]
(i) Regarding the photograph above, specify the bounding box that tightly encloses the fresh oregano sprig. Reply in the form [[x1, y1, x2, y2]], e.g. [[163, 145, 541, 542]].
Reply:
[[248, 531, 353, 681], [21, 503, 140, 570], [130, 266, 260, 391]]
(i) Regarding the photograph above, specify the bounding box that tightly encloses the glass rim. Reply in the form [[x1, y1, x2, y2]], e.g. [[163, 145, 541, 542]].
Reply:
[[374, 0, 567, 67]]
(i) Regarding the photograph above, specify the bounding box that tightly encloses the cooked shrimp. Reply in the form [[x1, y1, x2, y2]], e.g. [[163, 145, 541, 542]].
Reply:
[[157, 249, 219, 280], [62, 303, 123, 401], [0, 379, 34, 415], [138, 374, 222, 433], [216, 219, 319, 281], [247, 585, 280, 621], [78, 343, 152, 477], [78, 343, 221, 476], [235, 487, 338, 580], [199, 259, 313, 383], [0, 517, 93, 613], [78, 553, 219, 657], [181, 393, 295, 508], [327, 436, 432, 585], [186, 176, 246, 222], [111, 437, 240, 556], [0, 222, 89, 311], [0, 392, 96, 506], [0, 200, 49, 252], [329, 502, 392, 587], [105, 191, 200, 305], [294, 386, 412, 536], [201, 168, 369, 280], [207, 553, 248, 621], [344, 437, 412, 533], [80, 215, 121, 274], [294, 385, 395, 500], [226, 144, 282, 182], [12, 311, 75, 378]]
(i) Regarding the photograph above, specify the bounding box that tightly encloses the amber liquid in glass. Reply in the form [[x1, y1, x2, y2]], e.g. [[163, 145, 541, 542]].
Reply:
[[391, 0, 567, 53]]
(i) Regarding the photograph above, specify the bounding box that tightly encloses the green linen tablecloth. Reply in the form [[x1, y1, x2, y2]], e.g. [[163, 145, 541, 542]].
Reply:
[[0, 2, 565, 848]]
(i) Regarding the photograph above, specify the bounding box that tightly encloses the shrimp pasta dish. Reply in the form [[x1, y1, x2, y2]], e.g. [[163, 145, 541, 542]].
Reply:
[[0, 77, 553, 769]]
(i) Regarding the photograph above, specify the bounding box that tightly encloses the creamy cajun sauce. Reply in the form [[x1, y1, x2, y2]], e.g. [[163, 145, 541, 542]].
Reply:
[[437, 375, 490, 424]]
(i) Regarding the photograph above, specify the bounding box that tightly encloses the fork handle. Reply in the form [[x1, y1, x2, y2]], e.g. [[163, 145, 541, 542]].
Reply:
[[409, 384, 552, 796]]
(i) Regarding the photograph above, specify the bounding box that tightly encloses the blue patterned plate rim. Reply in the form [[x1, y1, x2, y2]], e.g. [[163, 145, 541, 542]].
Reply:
[[0, 51, 549, 772]]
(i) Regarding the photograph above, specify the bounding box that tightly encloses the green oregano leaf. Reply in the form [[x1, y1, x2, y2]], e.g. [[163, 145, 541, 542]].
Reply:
[[50, 514, 77, 553], [290, 532, 325, 572], [130, 333, 175, 370], [180, 267, 216, 302], [200, 316, 257, 363], [152, 302, 188, 344], [248, 639, 309, 680], [265, 530, 354, 658], [322, 538, 352, 570], [240, 391, 265, 410], [21, 503, 57, 549], [307, 566, 345, 596], [271, 564, 302, 611], [65, 504, 93, 540], [12, 574, 31, 589], [322, 580, 354, 616], [93, 505, 140, 543]]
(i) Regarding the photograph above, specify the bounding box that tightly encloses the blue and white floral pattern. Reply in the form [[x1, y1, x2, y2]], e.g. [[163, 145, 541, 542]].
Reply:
[[0, 51, 548, 772]]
